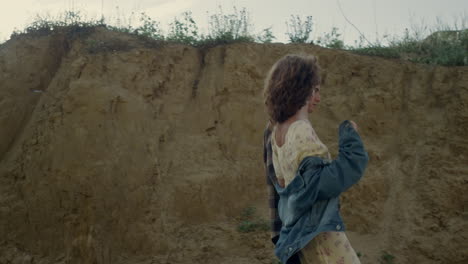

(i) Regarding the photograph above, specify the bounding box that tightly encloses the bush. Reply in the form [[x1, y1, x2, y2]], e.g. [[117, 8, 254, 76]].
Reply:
[[316, 27, 344, 49], [8, 7, 465, 66], [204, 6, 255, 43], [11, 10, 100, 37], [10, 7, 273, 47], [133, 12, 164, 40], [167, 11, 198, 45], [285, 15, 313, 43], [256, 27, 276, 43]]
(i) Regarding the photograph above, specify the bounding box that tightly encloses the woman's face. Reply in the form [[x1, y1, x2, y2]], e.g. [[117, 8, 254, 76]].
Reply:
[[307, 85, 321, 113]]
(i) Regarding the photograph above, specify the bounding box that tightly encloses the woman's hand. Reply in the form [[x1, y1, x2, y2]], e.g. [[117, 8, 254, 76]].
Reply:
[[278, 178, 285, 188], [350, 120, 358, 132]]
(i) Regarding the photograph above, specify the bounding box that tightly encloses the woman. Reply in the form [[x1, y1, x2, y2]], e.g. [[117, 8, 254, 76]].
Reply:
[[263, 54, 368, 264]]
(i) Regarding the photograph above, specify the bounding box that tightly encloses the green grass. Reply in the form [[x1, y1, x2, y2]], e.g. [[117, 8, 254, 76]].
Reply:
[[11, 10, 101, 37], [379, 251, 395, 264], [349, 28, 468, 66], [10, 7, 267, 47], [6, 7, 467, 66], [237, 206, 270, 233]]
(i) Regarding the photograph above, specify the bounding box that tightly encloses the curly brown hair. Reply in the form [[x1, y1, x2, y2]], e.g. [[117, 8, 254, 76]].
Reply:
[[263, 54, 321, 123]]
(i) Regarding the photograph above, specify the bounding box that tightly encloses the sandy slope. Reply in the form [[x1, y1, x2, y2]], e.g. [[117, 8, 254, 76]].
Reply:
[[0, 28, 467, 264]]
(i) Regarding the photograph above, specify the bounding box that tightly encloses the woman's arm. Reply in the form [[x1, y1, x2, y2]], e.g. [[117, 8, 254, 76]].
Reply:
[[314, 120, 368, 199], [292, 120, 368, 202]]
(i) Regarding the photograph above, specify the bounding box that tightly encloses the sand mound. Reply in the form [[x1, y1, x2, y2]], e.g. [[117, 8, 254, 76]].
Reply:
[[0, 27, 467, 264]]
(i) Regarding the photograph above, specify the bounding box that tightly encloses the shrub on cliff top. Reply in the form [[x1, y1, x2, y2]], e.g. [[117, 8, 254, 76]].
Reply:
[[199, 6, 256, 45], [314, 27, 345, 49], [166, 11, 198, 45], [350, 28, 468, 66], [11, 7, 273, 47], [132, 12, 164, 40], [11, 10, 101, 37], [7, 7, 466, 66], [285, 15, 313, 43]]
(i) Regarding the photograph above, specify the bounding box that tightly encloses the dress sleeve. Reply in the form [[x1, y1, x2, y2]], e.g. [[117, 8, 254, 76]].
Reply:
[[291, 121, 325, 166]]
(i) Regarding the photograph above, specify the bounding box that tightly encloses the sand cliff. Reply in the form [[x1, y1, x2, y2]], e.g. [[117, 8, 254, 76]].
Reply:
[[0, 27, 467, 264]]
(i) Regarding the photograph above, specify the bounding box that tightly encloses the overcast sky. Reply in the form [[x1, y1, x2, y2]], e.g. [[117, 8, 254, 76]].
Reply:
[[0, 0, 467, 44]]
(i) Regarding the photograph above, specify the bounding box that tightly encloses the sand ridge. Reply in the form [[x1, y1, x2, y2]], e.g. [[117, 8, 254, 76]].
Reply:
[[0, 28, 467, 264]]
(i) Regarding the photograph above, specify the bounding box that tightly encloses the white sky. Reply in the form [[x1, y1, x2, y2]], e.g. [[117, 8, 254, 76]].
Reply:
[[0, 0, 467, 44]]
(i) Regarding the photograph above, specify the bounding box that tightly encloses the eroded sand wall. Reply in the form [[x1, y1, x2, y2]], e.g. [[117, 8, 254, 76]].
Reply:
[[0, 29, 467, 264]]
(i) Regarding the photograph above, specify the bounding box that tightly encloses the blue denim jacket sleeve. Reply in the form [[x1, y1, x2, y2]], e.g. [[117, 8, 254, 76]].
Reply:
[[297, 120, 368, 200], [316, 120, 368, 199]]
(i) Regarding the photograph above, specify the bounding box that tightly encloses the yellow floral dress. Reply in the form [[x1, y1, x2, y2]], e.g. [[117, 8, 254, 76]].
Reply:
[[271, 120, 361, 264]]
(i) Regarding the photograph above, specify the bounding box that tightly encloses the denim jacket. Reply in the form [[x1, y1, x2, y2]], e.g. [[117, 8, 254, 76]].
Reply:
[[273, 120, 369, 264]]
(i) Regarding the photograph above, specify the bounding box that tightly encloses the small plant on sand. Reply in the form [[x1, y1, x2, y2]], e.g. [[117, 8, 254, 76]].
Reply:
[[379, 251, 395, 264], [285, 15, 313, 43], [237, 206, 270, 233], [240, 206, 256, 219]]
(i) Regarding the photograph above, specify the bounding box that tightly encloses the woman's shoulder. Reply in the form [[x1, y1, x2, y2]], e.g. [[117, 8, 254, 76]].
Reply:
[[274, 119, 314, 147], [288, 119, 313, 136]]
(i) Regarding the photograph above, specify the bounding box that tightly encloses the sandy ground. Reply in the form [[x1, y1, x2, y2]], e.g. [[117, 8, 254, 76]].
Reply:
[[0, 28, 467, 264]]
